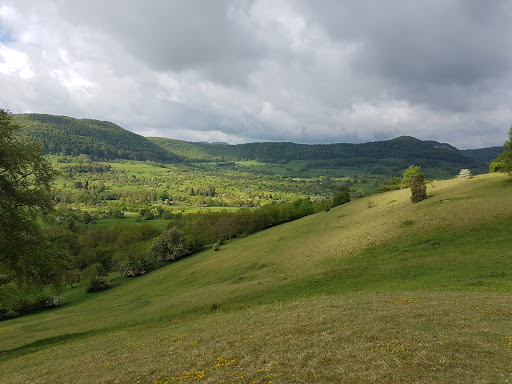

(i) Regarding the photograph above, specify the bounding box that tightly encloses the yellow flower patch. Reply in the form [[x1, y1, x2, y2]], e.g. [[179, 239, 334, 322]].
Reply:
[[386, 297, 420, 304], [136, 355, 278, 384]]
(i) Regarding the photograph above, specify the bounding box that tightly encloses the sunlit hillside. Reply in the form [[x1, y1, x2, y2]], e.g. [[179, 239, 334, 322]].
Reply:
[[1, 173, 512, 383]]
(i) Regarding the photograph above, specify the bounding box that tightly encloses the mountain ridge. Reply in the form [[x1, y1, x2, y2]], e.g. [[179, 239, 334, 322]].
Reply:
[[13, 113, 502, 170]]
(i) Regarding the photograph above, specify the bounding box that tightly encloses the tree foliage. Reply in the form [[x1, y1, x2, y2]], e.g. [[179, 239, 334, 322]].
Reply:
[[401, 165, 422, 188], [151, 227, 189, 262], [490, 126, 512, 175], [409, 173, 427, 203], [332, 186, 351, 207], [14, 113, 182, 162], [0, 109, 58, 281]]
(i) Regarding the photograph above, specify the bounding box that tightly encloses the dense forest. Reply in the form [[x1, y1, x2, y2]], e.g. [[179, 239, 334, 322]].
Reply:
[[14, 114, 182, 163], [149, 135, 498, 165]]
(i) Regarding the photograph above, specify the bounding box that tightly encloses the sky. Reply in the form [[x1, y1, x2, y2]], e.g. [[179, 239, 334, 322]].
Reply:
[[0, 1, 511, 149]]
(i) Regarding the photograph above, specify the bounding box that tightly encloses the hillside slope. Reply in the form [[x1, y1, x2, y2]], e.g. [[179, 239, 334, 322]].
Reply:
[[1, 173, 512, 383], [461, 145, 504, 162], [150, 135, 496, 162], [150, 135, 498, 175], [14, 114, 181, 162]]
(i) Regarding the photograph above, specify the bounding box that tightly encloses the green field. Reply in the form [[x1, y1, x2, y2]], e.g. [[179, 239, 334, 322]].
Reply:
[[1, 173, 512, 383], [48, 156, 341, 213]]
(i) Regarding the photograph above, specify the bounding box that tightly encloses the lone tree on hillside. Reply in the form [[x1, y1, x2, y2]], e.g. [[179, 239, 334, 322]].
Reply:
[[0, 109, 58, 280], [403, 165, 427, 203], [401, 165, 422, 188], [409, 173, 427, 203], [490, 126, 512, 175]]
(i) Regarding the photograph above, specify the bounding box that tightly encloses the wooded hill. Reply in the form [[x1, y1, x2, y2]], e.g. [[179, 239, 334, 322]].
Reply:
[[13, 114, 182, 163], [150, 136, 502, 176], [150, 135, 500, 164], [14, 113, 502, 172]]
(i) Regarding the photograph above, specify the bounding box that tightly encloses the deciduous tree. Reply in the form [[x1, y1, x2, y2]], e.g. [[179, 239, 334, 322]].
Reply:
[[0, 109, 58, 281], [409, 173, 427, 203], [490, 126, 512, 175], [401, 165, 422, 188], [151, 227, 189, 262]]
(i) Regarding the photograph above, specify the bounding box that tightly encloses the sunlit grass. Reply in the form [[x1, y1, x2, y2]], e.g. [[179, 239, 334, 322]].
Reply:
[[1, 173, 512, 383]]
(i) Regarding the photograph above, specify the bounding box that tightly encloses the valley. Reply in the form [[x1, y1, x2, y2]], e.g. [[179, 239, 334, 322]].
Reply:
[[1, 173, 512, 383]]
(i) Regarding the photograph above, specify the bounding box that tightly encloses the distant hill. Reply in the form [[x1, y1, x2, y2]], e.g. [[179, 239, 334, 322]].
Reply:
[[150, 135, 500, 174], [150, 135, 488, 162], [148, 137, 219, 161], [14, 113, 502, 171], [14, 114, 182, 162], [461, 146, 504, 163]]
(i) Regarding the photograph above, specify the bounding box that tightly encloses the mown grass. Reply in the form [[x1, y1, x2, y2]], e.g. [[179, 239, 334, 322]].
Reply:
[[1, 173, 511, 383]]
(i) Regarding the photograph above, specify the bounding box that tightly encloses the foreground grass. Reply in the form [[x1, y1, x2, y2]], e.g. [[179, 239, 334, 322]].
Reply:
[[1, 173, 512, 383], [2, 292, 512, 383]]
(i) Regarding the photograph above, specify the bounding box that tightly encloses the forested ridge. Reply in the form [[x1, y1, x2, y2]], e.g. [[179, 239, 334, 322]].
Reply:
[[14, 114, 182, 163], [14, 113, 501, 169], [150, 135, 499, 165], [461, 146, 505, 163]]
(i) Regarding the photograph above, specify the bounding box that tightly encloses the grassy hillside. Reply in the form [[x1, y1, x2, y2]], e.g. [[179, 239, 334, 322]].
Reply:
[[14, 114, 181, 162], [1, 173, 512, 383]]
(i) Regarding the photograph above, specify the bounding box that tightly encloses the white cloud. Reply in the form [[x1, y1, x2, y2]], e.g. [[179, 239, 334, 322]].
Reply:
[[0, 0, 511, 148], [0, 44, 34, 79]]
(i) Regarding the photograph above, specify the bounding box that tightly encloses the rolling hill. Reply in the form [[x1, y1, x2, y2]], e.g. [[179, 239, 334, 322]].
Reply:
[[149, 135, 498, 163], [1, 173, 512, 383], [13, 113, 502, 176], [13, 114, 182, 163], [150, 135, 501, 177]]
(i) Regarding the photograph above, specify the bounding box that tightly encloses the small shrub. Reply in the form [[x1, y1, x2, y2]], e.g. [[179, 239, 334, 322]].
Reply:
[[332, 186, 351, 207], [120, 255, 153, 277], [85, 276, 112, 293], [45, 296, 62, 308], [82, 263, 112, 293]]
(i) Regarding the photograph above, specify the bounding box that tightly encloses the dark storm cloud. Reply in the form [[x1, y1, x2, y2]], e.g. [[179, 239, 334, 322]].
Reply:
[[1, 0, 511, 148], [296, 0, 512, 111], [55, 0, 264, 84]]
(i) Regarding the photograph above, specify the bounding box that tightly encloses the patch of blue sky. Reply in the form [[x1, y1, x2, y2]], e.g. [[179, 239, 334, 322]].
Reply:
[[0, 22, 12, 44]]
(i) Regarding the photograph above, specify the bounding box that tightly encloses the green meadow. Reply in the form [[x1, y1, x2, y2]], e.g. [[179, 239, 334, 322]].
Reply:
[[48, 156, 341, 212], [1, 173, 512, 383]]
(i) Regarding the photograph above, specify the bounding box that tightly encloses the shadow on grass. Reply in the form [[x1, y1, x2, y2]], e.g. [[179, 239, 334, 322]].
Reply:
[[0, 328, 109, 363]]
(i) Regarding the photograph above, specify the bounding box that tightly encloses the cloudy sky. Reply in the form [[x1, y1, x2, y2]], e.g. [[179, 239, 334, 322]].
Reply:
[[1, 1, 511, 148]]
